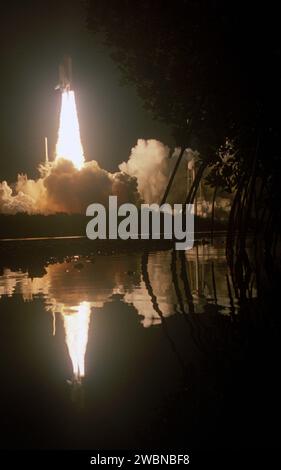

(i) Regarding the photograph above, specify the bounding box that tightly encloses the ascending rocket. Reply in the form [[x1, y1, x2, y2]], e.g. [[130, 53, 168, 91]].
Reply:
[[55, 55, 72, 92]]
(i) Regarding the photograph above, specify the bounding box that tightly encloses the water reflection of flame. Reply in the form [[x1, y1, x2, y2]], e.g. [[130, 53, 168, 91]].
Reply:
[[0, 244, 257, 334], [0, 246, 258, 384], [0, 247, 249, 325], [61, 301, 91, 381]]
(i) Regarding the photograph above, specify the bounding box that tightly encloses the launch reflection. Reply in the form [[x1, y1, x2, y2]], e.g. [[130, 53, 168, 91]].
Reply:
[[0, 244, 255, 318], [61, 301, 91, 382], [0, 243, 257, 382]]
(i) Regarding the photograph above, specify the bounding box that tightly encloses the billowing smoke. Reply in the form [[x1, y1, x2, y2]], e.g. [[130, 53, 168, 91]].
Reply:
[[0, 139, 197, 215], [0, 83, 199, 215], [0, 159, 140, 214], [120, 139, 198, 204], [0, 175, 49, 215], [119, 139, 170, 204], [42, 158, 140, 213]]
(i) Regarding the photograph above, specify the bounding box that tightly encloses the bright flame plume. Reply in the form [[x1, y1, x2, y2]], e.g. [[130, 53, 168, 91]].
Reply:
[[55, 90, 85, 170]]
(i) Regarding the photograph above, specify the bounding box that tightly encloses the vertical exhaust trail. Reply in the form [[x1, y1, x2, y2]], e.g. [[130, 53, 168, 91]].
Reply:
[[55, 91, 85, 170]]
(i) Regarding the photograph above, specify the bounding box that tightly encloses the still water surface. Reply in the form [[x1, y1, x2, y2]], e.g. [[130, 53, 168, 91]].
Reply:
[[1, 238, 275, 449]]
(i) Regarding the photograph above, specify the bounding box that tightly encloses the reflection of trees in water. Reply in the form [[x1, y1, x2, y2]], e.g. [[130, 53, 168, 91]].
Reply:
[[0, 243, 253, 319], [141, 251, 187, 373], [0, 243, 259, 385], [170, 248, 203, 355], [139, 244, 258, 360]]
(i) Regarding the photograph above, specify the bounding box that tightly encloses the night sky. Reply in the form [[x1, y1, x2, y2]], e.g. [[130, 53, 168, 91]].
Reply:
[[0, 0, 172, 181]]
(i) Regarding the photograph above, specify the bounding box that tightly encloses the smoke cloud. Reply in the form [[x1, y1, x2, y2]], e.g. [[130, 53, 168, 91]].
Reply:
[[119, 139, 170, 204], [0, 139, 196, 215], [120, 139, 198, 204]]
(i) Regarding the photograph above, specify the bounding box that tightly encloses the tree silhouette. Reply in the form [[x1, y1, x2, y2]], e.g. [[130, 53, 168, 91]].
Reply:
[[87, 0, 280, 273]]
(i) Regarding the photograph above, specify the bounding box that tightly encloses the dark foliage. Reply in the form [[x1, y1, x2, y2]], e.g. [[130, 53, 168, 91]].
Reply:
[[87, 0, 279, 154], [87, 0, 281, 287]]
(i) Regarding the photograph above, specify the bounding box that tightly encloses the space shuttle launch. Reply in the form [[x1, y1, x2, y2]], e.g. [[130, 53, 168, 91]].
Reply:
[[54, 55, 85, 169], [55, 55, 72, 92]]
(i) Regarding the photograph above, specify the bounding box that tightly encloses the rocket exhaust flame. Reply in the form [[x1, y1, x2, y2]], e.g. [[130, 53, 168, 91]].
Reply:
[[55, 90, 85, 170], [0, 53, 200, 215]]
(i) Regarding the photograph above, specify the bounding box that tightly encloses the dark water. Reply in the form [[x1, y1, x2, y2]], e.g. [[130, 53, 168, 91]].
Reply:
[[0, 239, 279, 449]]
